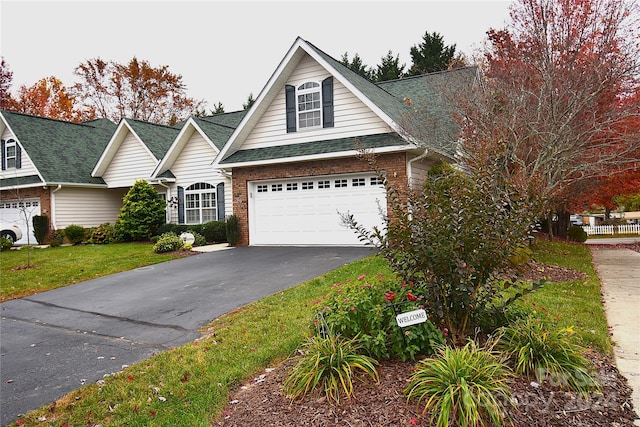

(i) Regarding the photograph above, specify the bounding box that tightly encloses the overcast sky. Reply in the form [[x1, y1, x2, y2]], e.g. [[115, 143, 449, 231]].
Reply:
[[1, 0, 513, 112]]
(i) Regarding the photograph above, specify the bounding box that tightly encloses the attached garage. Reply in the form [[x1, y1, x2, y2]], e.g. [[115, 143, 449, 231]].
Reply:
[[248, 172, 386, 245], [0, 198, 41, 244]]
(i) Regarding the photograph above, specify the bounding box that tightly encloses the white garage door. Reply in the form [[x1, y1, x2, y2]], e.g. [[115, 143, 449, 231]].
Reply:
[[249, 173, 386, 245], [0, 198, 41, 244]]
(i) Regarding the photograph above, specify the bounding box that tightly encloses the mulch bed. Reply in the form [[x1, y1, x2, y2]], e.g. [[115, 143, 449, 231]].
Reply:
[[215, 350, 637, 426], [215, 254, 639, 426]]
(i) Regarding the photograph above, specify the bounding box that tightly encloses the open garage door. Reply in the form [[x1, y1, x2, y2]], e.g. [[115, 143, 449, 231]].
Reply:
[[0, 198, 41, 244], [248, 173, 386, 246]]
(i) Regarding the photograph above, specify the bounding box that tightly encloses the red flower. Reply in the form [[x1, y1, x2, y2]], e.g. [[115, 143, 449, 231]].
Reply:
[[384, 291, 395, 302], [409, 417, 419, 425], [407, 291, 418, 301]]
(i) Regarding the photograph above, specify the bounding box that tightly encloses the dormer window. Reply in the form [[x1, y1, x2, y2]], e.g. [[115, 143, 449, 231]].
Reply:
[[297, 82, 321, 129], [285, 77, 334, 133]]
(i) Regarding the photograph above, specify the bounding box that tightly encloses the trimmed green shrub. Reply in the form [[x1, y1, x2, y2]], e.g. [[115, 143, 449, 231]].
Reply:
[[115, 180, 166, 241], [321, 275, 444, 361], [185, 230, 207, 246], [0, 237, 13, 251], [226, 215, 239, 246], [156, 223, 188, 236], [567, 225, 588, 243], [405, 340, 513, 427], [32, 215, 49, 245], [88, 223, 117, 244], [47, 231, 63, 247], [283, 333, 379, 403], [201, 220, 227, 243], [153, 232, 183, 253], [64, 224, 86, 245]]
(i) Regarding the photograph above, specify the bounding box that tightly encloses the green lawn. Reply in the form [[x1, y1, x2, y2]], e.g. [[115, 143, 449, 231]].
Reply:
[[0, 243, 188, 302], [4, 240, 611, 426]]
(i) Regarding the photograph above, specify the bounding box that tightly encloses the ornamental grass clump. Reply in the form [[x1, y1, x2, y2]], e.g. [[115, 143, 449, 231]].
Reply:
[[404, 340, 513, 427], [496, 316, 601, 395], [283, 333, 379, 404]]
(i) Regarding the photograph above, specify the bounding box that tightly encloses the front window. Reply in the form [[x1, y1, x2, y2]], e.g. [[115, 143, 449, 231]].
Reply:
[[297, 82, 321, 129], [4, 139, 16, 169], [185, 182, 216, 224]]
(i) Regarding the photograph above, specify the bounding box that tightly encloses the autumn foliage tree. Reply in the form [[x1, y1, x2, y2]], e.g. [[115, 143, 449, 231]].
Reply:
[[73, 57, 204, 125], [8, 76, 95, 122], [456, 0, 640, 237]]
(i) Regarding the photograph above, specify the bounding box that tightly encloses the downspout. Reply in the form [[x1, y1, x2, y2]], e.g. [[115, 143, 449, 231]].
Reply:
[[406, 149, 430, 189], [50, 184, 62, 231]]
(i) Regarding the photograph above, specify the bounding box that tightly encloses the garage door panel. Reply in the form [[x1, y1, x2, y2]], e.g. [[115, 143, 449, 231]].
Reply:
[[249, 173, 386, 246]]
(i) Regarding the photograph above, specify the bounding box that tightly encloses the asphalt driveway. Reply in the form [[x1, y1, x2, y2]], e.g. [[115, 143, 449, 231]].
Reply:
[[0, 246, 374, 425]]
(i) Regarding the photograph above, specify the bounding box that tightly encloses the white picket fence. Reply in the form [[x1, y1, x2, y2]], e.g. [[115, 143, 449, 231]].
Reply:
[[583, 224, 640, 236]]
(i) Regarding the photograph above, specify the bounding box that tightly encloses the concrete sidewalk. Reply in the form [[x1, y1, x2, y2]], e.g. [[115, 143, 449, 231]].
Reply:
[[591, 247, 640, 425]]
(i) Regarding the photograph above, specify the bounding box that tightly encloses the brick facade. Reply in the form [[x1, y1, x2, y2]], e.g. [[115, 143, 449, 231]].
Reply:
[[231, 152, 408, 246]]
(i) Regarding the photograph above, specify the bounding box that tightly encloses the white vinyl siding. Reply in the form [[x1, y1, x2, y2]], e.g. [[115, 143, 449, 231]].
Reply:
[[168, 131, 232, 222], [409, 156, 437, 189], [53, 187, 127, 229], [101, 133, 158, 187], [242, 54, 391, 150], [0, 129, 39, 180]]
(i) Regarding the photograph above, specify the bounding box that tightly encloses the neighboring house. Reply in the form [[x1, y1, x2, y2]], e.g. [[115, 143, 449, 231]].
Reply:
[[0, 111, 118, 244], [150, 112, 245, 225], [1, 37, 475, 247], [213, 37, 476, 246]]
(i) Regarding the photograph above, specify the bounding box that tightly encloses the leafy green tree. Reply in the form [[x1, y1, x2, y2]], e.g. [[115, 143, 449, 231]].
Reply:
[[115, 180, 166, 241], [340, 52, 374, 80], [373, 50, 406, 82], [408, 31, 457, 75]]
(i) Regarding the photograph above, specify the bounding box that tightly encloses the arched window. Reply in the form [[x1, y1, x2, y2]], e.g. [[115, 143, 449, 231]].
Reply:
[[297, 81, 321, 129], [185, 182, 216, 224]]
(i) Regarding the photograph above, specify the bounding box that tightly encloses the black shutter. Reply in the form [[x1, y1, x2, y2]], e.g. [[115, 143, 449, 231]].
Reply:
[[1, 140, 5, 170], [15, 144, 21, 169], [285, 84, 296, 133], [177, 186, 185, 224], [216, 183, 225, 220], [322, 77, 334, 128]]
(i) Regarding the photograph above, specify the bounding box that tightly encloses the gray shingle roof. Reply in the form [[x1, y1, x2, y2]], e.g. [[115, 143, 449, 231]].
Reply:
[[220, 133, 408, 164], [1, 111, 116, 186], [193, 111, 247, 150], [124, 118, 181, 159]]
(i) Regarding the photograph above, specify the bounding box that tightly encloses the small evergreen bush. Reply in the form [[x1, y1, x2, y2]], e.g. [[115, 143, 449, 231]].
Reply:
[[201, 220, 227, 243], [115, 180, 166, 241], [567, 225, 588, 243], [88, 223, 117, 244], [0, 237, 13, 251], [156, 223, 188, 236], [32, 215, 49, 245], [64, 224, 86, 245], [226, 215, 239, 246], [153, 232, 183, 253], [186, 230, 207, 246]]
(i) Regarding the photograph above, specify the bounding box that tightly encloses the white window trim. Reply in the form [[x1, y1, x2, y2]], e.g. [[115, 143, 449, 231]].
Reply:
[[4, 139, 17, 169], [296, 81, 322, 130], [184, 183, 217, 224]]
